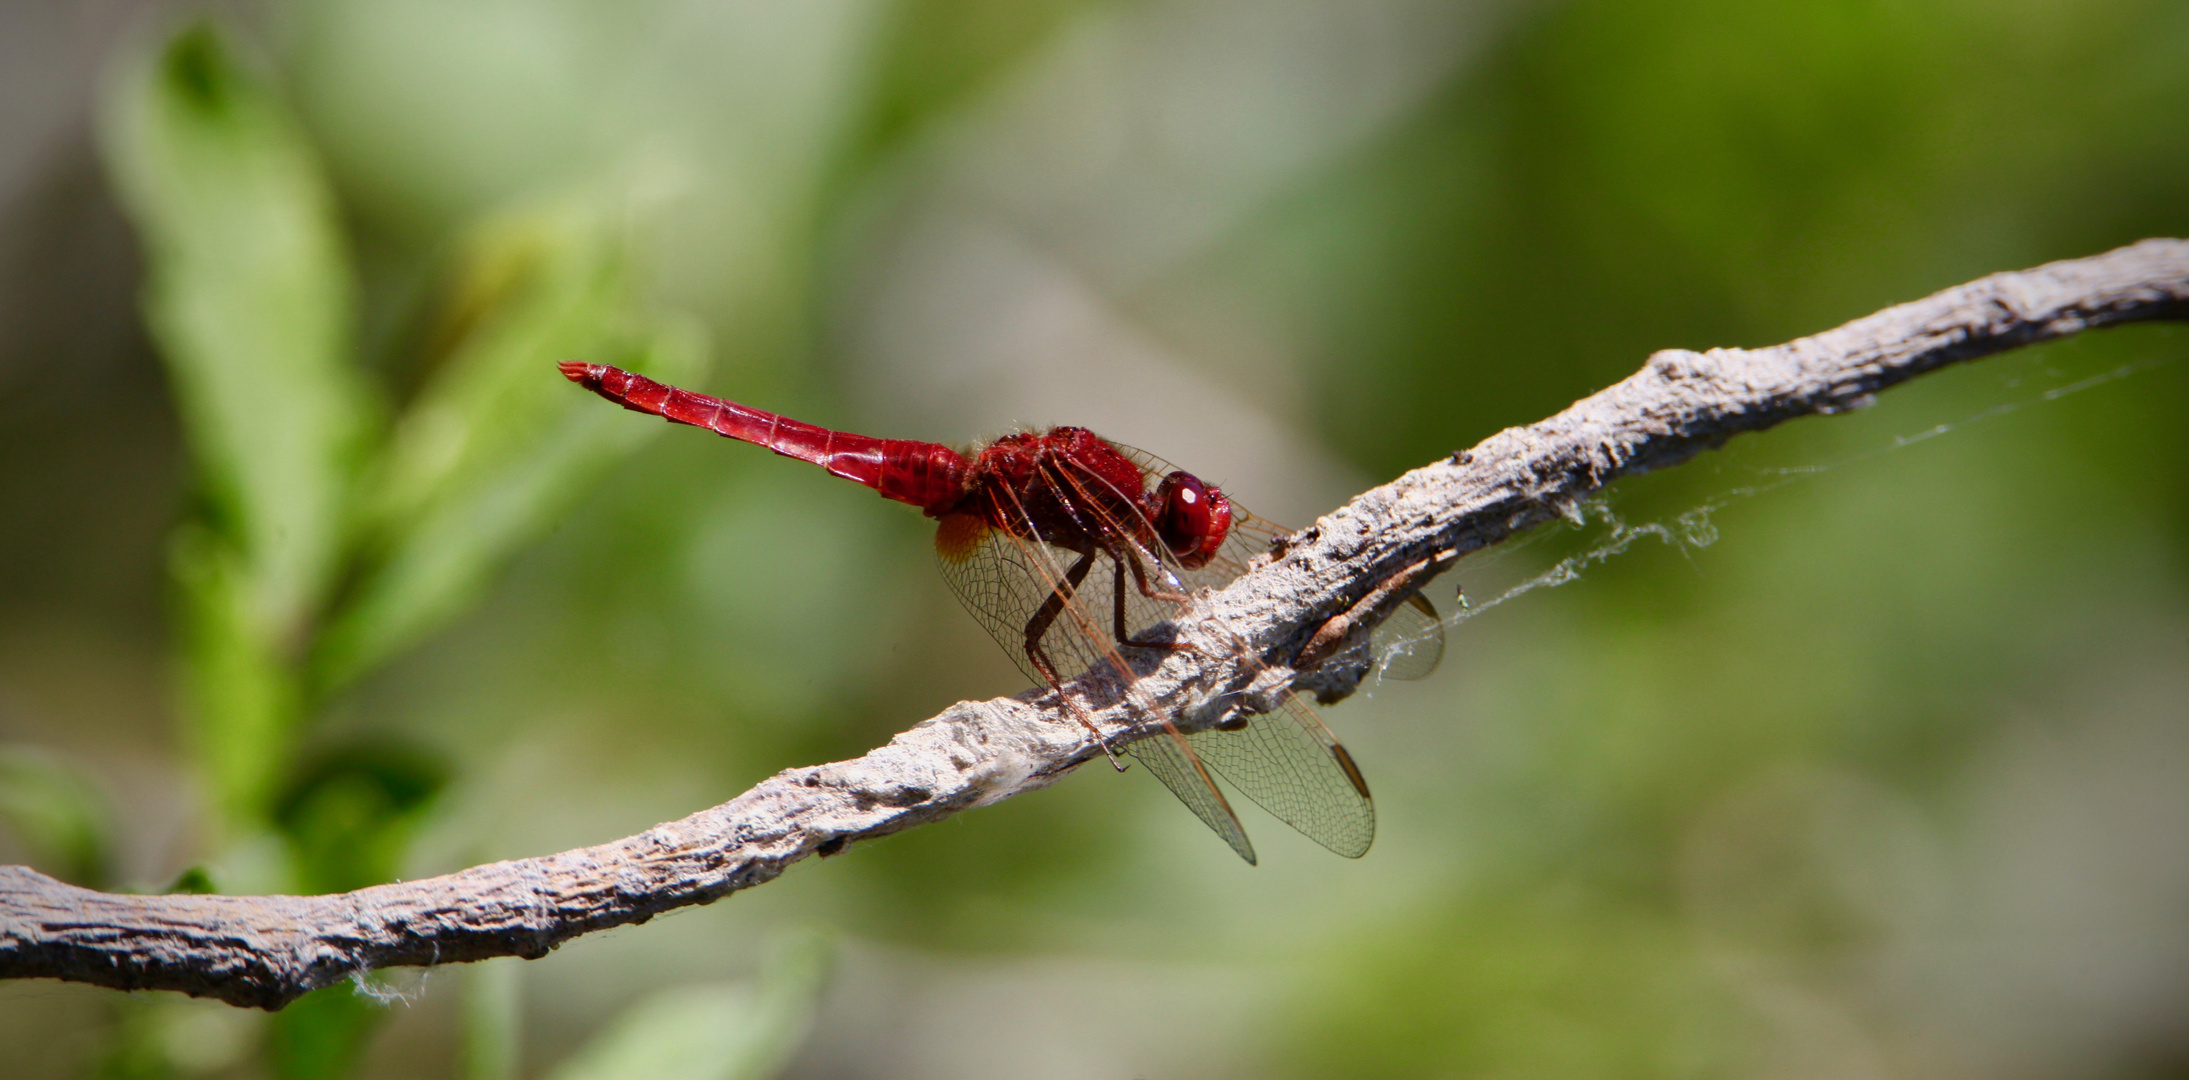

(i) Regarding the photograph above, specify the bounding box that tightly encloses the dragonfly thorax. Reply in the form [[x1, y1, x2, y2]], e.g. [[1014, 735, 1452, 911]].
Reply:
[[957, 427, 1231, 568]]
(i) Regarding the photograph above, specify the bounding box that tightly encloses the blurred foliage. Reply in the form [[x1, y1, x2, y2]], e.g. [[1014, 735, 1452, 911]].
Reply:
[[0, 1, 2186, 1078], [460, 961, 521, 1080], [102, 21, 367, 830], [312, 202, 708, 694], [80, 16, 719, 1080], [268, 988, 385, 1080], [274, 741, 446, 894], [541, 930, 833, 1080], [845, 0, 1101, 168], [101, 22, 366, 644], [0, 746, 115, 889]]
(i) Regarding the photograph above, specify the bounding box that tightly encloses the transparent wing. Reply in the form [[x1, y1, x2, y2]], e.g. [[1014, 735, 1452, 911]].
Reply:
[[936, 510, 1259, 862], [1185, 694, 1375, 858], [931, 437, 1384, 863], [1128, 732, 1256, 864], [932, 517, 1162, 689], [932, 513, 1080, 686]]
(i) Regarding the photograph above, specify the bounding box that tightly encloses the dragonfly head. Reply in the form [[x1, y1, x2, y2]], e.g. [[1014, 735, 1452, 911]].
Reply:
[[1153, 470, 1232, 569]]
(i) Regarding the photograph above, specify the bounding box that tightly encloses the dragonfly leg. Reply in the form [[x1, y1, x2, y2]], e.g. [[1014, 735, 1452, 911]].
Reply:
[[1126, 547, 1192, 605], [1024, 550, 1125, 769], [1111, 554, 1132, 642], [1117, 549, 1204, 656]]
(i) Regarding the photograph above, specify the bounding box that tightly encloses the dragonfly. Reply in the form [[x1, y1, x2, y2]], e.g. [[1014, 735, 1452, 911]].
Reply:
[[560, 361, 1443, 863]]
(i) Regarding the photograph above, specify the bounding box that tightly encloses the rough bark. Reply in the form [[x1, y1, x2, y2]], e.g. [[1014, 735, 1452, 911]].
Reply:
[[5, 238, 2187, 1010]]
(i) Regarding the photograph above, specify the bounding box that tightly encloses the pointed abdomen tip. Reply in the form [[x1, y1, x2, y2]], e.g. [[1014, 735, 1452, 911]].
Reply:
[[558, 360, 594, 383]]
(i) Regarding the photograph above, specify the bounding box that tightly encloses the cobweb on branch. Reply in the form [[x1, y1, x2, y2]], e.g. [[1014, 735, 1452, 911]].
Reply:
[[1365, 345, 2184, 670], [348, 966, 431, 1006]]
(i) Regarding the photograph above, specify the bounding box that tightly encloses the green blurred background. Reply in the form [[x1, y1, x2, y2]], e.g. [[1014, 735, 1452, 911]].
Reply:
[[3, 1, 2188, 1077]]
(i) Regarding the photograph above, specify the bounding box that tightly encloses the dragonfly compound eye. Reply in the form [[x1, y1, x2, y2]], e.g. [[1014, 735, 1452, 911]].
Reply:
[[1155, 471, 1232, 569]]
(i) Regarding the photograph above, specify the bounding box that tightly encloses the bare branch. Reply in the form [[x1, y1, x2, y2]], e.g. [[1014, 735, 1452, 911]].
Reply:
[[5, 238, 2185, 1010]]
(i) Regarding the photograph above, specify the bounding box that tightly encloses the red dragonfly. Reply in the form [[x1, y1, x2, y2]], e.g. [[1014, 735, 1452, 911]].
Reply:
[[560, 361, 1441, 863]]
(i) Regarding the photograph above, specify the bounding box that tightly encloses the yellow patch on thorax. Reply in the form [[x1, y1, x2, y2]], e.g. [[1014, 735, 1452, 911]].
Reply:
[[933, 512, 990, 563]]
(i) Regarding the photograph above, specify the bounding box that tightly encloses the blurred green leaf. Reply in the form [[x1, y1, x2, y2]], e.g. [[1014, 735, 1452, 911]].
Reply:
[[1285, 900, 1756, 1080], [171, 523, 300, 828], [101, 20, 370, 646], [94, 995, 261, 1080], [268, 981, 384, 1080], [544, 930, 834, 1080], [311, 199, 709, 692], [163, 865, 218, 895], [93, 998, 180, 1080], [462, 959, 524, 1080], [849, 0, 1101, 167], [274, 739, 447, 895], [0, 745, 115, 889]]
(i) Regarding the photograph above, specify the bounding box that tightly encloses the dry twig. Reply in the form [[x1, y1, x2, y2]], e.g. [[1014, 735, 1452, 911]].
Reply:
[[5, 238, 2186, 1009]]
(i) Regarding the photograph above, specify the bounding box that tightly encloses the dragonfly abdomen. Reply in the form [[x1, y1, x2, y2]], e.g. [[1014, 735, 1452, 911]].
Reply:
[[560, 361, 968, 512]]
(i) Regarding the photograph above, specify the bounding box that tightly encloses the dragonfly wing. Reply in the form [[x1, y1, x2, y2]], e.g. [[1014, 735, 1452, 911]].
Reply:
[[937, 489, 1260, 864], [1185, 694, 1375, 858], [937, 445, 1375, 865], [1128, 728, 1257, 865], [1372, 592, 1446, 682], [933, 513, 1106, 686], [1050, 447, 1377, 859]]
